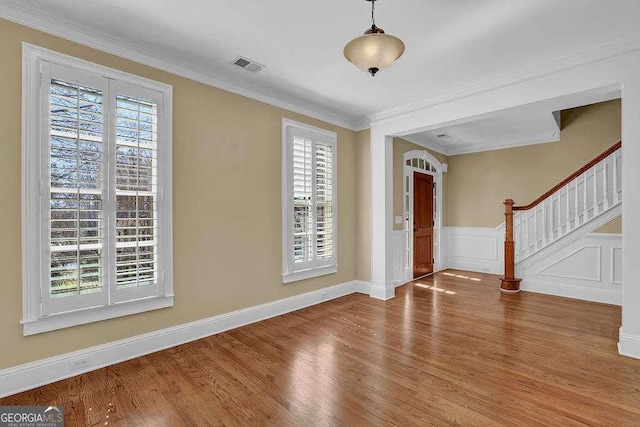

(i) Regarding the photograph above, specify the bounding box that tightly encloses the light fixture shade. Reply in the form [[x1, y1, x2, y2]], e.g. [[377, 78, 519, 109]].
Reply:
[[344, 32, 405, 75]]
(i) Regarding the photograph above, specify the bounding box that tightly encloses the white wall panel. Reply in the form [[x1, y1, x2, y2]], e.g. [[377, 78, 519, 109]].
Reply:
[[444, 227, 504, 275], [519, 233, 622, 305]]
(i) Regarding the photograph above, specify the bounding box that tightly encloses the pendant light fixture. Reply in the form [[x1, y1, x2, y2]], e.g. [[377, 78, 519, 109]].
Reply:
[[343, 0, 405, 76]]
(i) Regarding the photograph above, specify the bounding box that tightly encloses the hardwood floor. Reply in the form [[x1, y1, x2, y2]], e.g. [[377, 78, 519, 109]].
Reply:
[[3, 270, 640, 426]]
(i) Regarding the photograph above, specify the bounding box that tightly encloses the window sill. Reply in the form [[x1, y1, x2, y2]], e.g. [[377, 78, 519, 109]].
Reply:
[[282, 265, 337, 284], [21, 295, 174, 336]]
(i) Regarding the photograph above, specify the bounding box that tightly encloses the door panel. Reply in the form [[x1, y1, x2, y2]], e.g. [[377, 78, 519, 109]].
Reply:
[[413, 172, 434, 278]]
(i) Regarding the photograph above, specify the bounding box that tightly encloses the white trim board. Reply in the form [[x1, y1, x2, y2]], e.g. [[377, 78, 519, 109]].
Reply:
[[619, 328, 640, 359], [521, 280, 621, 306], [0, 280, 371, 399]]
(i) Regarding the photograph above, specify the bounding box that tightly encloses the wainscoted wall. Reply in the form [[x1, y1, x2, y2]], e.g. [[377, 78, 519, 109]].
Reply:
[[443, 226, 504, 275], [396, 225, 622, 306], [439, 226, 622, 304], [519, 233, 622, 305]]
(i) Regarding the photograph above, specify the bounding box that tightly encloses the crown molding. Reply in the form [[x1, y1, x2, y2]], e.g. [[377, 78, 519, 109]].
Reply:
[[0, 2, 363, 131], [5, 1, 640, 136], [368, 32, 640, 125], [400, 135, 448, 155], [353, 118, 372, 132], [402, 130, 562, 156], [445, 132, 560, 156]]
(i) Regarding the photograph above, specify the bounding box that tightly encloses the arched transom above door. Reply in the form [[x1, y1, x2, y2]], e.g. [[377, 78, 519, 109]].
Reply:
[[406, 157, 437, 173]]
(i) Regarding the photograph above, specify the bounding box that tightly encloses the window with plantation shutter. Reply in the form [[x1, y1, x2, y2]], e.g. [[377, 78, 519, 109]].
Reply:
[[113, 91, 160, 299], [282, 119, 337, 283], [47, 75, 108, 315], [22, 45, 173, 335]]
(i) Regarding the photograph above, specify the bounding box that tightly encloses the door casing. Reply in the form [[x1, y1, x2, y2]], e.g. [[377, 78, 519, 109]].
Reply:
[[413, 172, 434, 278], [403, 150, 444, 284]]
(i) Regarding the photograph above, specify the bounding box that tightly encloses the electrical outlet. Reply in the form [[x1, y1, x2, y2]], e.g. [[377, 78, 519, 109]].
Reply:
[[69, 358, 90, 372]]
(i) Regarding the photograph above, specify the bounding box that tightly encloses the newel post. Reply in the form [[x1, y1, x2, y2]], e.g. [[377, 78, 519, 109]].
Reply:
[[501, 199, 521, 292]]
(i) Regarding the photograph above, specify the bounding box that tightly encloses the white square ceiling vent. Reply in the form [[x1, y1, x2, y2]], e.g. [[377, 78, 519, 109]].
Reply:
[[231, 56, 265, 73]]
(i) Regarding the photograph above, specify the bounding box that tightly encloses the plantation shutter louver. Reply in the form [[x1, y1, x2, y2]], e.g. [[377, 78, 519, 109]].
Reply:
[[114, 94, 159, 292], [110, 80, 164, 303], [43, 64, 110, 315], [315, 142, 334, 262], [292, 136, 314, 266], [283, 121, 337, 282]]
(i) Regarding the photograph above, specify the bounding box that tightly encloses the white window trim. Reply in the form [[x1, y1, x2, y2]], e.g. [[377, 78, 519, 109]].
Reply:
[[22, 43, 174, 335], [281, 119, 338, 284]]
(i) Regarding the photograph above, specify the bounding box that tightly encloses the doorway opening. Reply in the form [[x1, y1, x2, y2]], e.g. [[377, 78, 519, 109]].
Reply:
[[413, 172, 434, 278], [403, 150, 443, 283]]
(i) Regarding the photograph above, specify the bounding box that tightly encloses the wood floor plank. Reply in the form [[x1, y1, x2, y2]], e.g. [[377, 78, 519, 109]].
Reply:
[[2, 270, 640, 425]]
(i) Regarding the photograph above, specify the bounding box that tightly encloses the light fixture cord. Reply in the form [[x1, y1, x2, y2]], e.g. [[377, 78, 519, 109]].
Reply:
[[371, 0, 376, 28]]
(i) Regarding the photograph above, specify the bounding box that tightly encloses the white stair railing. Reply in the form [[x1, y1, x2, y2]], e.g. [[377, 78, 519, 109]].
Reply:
[[512, 142, 622, 263]]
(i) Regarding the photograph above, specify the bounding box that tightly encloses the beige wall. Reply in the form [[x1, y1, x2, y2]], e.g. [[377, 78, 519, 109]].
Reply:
[[595, 216, 622, 234], [355, 130, 371, 282], [0, 18, 358, 370], [0, 18, 623, 372], [393, 138, 448, 230], [445, 100, 622, 231]]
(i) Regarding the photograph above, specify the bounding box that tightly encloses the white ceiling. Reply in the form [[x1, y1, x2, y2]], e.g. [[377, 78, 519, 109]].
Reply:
[[407, 108, 561, 156], [404, 89, 621, 155], [2, 0, 640, 131]]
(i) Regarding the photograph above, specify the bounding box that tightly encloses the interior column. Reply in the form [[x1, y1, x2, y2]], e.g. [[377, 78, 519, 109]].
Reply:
[[370, 130, 395, 300], [619, 78, 640, 358]]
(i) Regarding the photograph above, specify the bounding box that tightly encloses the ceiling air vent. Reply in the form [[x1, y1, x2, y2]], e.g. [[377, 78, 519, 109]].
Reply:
[[231, 56, 265, 73]]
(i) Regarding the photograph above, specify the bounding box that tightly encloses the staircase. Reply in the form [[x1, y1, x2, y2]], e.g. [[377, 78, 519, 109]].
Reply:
[[501, 141, 622, 293]]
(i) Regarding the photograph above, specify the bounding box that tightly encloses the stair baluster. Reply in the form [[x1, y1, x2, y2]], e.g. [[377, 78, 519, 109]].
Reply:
[[501, 141, 622, 292]]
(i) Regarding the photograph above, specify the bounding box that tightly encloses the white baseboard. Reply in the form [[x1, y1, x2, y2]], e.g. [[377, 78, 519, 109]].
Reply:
[[618, 328, 640, 359], [0, 280, 365, 399], [369, 284, 395, 300], [521, 279, 621, 305], [355, 280, 372, 295], [445, 259, 503, 275]]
